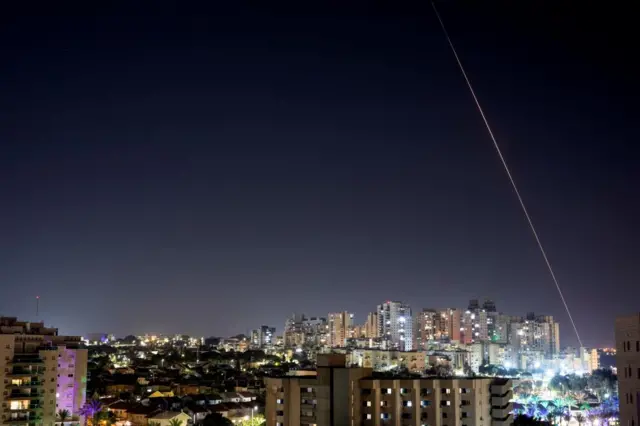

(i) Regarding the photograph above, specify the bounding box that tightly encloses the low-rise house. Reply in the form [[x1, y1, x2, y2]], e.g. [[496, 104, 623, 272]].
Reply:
[[147, 411, 191, 426], [184, 404, 210, 424], [220, 392, 242, 403], [149, 391, 174, 398], [236, 392, 256, 402], [128, 405, 161, 426], [108, 401, 133, 420]]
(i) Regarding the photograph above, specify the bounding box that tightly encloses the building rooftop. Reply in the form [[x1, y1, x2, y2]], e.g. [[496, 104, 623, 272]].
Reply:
[[148, 411, 185, 420]]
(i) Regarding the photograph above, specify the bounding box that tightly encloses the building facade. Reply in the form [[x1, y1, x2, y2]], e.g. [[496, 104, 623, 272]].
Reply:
[[349, 350, 425, 373], [616, 314, 640, 426], [365, 313, 379, 339], [251, 326, 276, 349], [378, 302, 413, 351], [327, 312, 353, 348], [0, 317, 87, 426], [265, 354, 513, 426]]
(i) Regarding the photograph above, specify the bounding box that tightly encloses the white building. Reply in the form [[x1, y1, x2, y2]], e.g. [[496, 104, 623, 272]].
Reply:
[[377, 301, 413, 351]]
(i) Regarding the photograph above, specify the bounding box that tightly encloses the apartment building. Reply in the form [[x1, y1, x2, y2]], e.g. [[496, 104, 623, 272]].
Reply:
[[616, 314, 640, 426], [251, 326, 276, 349], [265, 354, 372, 426], [0, 317, 87, 426], [265, 354, 513, 426], [378, 302, 413, 351], [349, 350, 425, 374], [415, 309, 462, 349], [328, 313, 353, 348]]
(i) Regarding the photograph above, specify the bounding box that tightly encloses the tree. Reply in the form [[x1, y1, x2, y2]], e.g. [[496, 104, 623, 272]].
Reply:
[[94, 411, 116, 426], [513, 415, 550, 426], [202, 413, 233, 426], [575, 413, 585, 426], [58, 409, 71, 425], [463, 362, 474, 376], [425, 364, 452, 378], [79, 398, 103, 426], [545, 413, 555, 424], [168, 419, 183, 426], [238, 415, 265, 426]]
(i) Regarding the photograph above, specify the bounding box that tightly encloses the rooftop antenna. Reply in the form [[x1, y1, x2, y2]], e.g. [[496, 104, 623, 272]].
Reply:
[[36, 296, 40, 317]]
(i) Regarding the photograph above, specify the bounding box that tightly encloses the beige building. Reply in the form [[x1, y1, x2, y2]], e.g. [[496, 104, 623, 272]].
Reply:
[[328, 312, 353, 348], [147, 411, 191, 426], [265, 354, 513, 426], [365, 312, 379, 339], [0, 317, 87, 426], [349, 350, 426, 374], [616, 314, 640, 426], [414, 309, 462, 350]]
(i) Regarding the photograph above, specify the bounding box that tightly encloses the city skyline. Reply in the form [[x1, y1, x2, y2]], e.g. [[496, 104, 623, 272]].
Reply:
[[2, 2, 637, 348]]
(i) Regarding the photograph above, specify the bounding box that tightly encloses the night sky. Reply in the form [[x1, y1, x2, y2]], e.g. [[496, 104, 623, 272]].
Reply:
[[1, 1, 637, 347]]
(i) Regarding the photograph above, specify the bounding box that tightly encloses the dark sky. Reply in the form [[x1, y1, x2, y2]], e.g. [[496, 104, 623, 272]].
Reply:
[[1, 1, 637, 347]]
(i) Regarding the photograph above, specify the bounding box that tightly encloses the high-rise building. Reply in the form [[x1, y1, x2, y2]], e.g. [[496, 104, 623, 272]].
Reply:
[[447, 308, 462, 342], [378, 301, 412, 351], [265, 354, 514, 426], [251, 325, 276, 349], [302, 317, 328, 348], [507, 314, 559, 358], [488, 313, 510, 344], [283, 314, 306, 348], [616, 314, 640, 426], [365, 312, 379, 339], [0, 317, 87, 426], [327, 312, 353, 348], [283, 314, 328, 349], [414, 308, 461, 349], [414, 309, 437, 350], [483, 299, 497, 312], [461, 309, 488, 344], [349, 324, 364, 340]]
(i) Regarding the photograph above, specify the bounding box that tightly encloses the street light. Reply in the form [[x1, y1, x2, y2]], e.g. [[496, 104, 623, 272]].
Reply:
[[251, 406, 258, 423]]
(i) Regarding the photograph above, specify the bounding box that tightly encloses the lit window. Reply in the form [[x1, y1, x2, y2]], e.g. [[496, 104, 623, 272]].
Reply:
[[387, 388, 392, 394], [366, 414, 372, 420], [366, 401, 372, 407], [404, 401, 412, 407]]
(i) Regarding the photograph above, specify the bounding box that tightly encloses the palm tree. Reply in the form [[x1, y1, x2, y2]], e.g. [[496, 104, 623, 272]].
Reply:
[[562, 413, 572, 426], [58, 409, 71, 426], [576, 413, 585, 426], [168, 419, 183, 426], [546, 412, 555, 424], [79, 398, 103, 426]]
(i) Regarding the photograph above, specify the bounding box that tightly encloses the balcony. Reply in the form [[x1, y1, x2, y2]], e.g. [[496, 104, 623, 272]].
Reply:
[[300, 403, 315, 410], [300, 416, 316, 423], [9, 356, 44, 366], [8, 382, 43, 390], [8, 368, 42, 377], [491, 406, 513, 420], [6, 392, 43, 400], [491, 392, 512, 407], [4, 419, 32, 425], [490, 379, 512, 397]]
